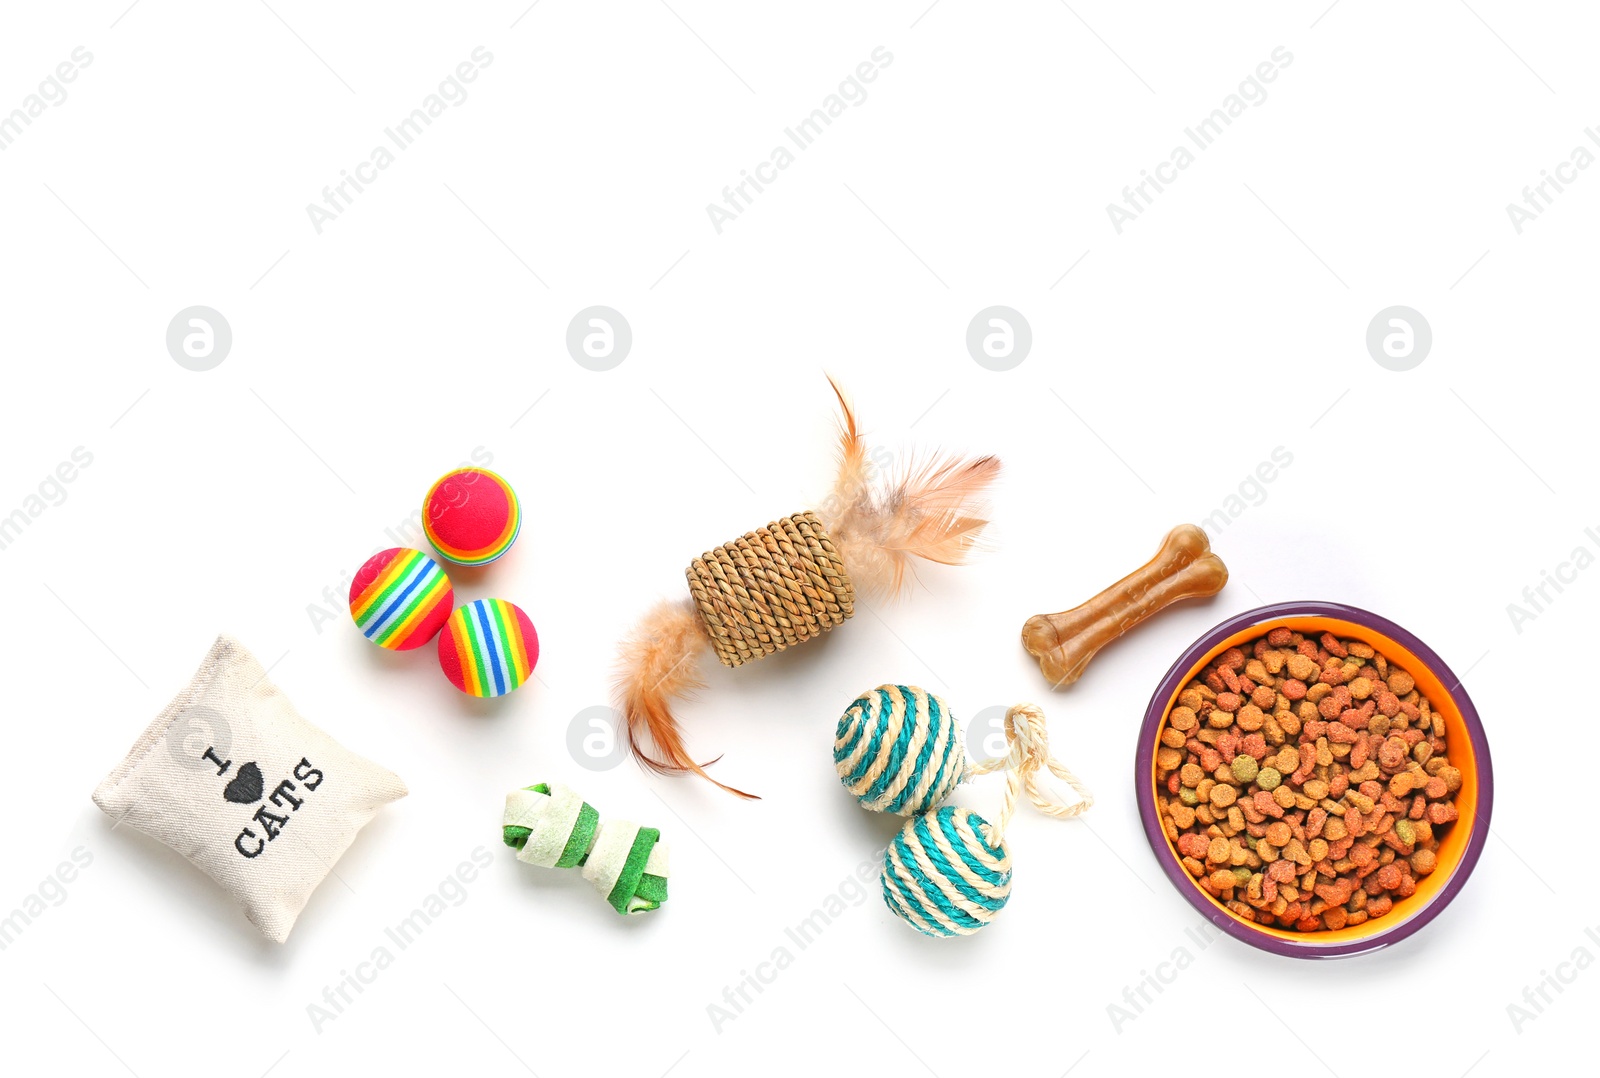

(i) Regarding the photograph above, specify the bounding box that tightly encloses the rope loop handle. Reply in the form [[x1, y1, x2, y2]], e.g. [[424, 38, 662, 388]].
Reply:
[[968, 702, 1094, 840]]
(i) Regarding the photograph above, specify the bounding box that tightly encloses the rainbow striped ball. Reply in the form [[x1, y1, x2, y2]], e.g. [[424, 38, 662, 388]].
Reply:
[[835, 685, 967, 815], [882, 806, 1012, 937], [438, 598, 539, 698], [348, 548, 454, 650], [423, 467, 521, 566]]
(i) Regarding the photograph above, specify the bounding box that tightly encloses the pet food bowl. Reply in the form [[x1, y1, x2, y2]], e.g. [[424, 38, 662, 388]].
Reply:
[[1136, 601, 1492, 958]]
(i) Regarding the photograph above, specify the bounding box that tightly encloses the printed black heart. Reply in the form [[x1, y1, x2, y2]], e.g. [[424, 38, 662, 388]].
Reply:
[[223, 761, 263, 804]]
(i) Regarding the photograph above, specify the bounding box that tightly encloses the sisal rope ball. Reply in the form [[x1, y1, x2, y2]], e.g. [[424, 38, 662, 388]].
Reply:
[[881, 805, 1011, 937], [836, 694, 1096, 938], [834, 685, 967, 816]]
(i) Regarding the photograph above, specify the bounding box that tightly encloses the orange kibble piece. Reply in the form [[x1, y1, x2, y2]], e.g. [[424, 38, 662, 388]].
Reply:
[[1306, 807, 1328, 837], [1254, 790, 1284, 818], [1283, 838, 1313, 867], [1236, 704, 1266, 732], [1326, 722, 1359, 744]]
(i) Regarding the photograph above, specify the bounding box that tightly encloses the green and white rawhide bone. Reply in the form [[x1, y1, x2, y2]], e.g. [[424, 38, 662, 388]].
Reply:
[[502, 782, 669, 914]]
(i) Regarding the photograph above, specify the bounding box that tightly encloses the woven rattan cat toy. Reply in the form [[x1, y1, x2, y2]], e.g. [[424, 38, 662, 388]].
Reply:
[[615, 379, 1000, 798]]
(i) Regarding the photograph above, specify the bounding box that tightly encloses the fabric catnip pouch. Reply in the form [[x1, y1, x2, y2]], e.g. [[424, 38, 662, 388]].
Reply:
[[93, 634, 406, 942]]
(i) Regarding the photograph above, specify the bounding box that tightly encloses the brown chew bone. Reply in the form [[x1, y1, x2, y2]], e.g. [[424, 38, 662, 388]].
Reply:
[[1022, 524, 1228, 689]]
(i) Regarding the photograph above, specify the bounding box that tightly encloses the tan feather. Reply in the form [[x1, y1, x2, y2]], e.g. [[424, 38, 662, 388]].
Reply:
[[884, 454, 1001, 565], [614, 598, 757, 799], [818, 379, 1000, 600], [826, 374, 869, 512]]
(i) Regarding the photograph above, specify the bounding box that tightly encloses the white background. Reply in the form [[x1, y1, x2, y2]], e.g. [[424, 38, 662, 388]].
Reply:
[[1, 2, 1594, 1076]]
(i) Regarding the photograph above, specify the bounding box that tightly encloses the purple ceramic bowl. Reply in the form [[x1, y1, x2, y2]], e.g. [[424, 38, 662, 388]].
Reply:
[[1135, 601, 1493, 958]]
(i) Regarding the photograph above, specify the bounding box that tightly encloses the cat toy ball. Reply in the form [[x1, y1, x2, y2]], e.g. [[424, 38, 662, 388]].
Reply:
[[835, 686, 1093, 936]]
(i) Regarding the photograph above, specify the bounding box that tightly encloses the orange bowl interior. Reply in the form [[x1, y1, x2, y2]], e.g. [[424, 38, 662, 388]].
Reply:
[[1149, 614, 1482, 946]]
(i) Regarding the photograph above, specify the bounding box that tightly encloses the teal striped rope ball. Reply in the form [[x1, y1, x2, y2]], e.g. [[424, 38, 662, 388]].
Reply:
[[882, 805, 1012, 937], [834, 685, 967, 816]]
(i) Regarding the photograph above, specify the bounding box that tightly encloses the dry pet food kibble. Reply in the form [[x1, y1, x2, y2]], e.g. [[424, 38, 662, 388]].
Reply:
[[1156, 627, 1462, 933]]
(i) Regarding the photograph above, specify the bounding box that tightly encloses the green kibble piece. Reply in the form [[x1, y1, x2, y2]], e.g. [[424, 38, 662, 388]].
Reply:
[[1233, 866, 1253, 885], [1231, 756, 1259, 784], [1256, 767, 1282, 791], [1179, 787, 1200, 806], [1395, 819, 1416, 846]]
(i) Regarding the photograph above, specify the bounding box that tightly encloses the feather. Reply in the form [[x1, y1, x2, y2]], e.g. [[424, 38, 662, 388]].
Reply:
[[884, 453, 1002, 566], [614, 597, 757, 799], [826, 374, 870, 514], [818, 378, 1000, 600]]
